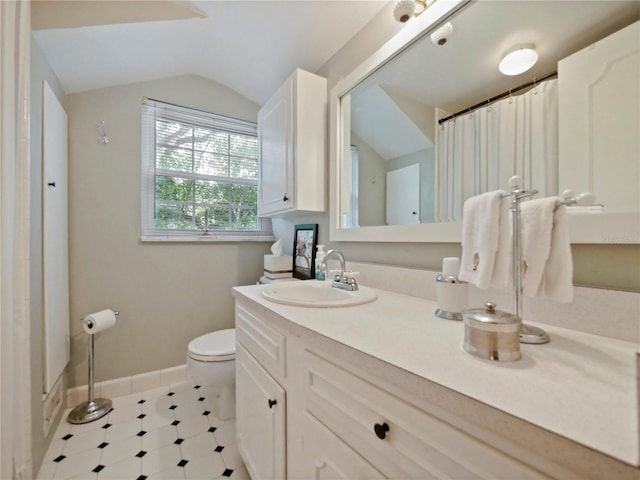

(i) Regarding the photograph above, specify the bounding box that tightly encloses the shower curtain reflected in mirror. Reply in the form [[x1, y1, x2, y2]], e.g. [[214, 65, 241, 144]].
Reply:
[[436, 79, 559, 222]]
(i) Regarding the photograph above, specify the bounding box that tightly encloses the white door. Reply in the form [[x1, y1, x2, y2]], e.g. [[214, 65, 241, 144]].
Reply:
[[559, 21, 639, 212], [386, 163, 420, 225], [42, 81, 70, 393], [236, 344, 286, 480]]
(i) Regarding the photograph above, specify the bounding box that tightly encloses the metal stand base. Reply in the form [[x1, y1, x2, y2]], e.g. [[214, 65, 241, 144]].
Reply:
[[435, 309, 463, 321], [519, 323, 550, 344], [67, 398, 112, 424]]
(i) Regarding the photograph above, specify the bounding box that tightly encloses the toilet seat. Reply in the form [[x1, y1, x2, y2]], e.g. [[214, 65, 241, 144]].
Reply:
[[188, 329, 235, 362]]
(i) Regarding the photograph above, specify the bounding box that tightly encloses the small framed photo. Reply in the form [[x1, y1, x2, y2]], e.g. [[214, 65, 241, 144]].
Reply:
[[293, 224, 318, 280]]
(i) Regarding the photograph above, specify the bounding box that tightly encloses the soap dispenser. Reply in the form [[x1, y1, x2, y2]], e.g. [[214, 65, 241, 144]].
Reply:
[[315, 245, 326, 281]]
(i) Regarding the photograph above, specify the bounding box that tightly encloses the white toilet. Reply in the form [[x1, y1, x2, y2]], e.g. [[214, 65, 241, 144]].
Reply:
[[186, 328, 236, 420]]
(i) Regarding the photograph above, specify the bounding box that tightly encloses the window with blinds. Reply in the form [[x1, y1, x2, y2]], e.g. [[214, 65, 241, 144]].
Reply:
[[141, 98, 272, 240]]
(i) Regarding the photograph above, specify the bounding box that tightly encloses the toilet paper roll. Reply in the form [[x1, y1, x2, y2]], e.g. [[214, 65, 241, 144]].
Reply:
[[82, 309, 117, 334]]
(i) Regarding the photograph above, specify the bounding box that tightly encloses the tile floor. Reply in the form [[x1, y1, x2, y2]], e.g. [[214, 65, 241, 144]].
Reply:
[[37, 381, 250, 480]]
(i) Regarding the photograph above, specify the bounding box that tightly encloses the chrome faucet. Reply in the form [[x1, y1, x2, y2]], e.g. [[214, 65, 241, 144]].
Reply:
[[322, 249, 358, 291]]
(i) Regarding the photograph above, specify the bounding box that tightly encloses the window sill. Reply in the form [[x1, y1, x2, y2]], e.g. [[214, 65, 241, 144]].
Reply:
[[140, 234, 275, 243]]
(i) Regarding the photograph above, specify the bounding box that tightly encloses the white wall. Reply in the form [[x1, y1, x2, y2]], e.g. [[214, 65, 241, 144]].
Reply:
[[66, 75, 270, 387]]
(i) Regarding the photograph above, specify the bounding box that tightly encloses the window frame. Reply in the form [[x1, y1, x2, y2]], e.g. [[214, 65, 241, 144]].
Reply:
[[141, 98, 273, 242]]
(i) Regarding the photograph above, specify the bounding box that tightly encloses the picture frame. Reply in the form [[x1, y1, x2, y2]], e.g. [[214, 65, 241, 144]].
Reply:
[[292, 224, 318, 280]]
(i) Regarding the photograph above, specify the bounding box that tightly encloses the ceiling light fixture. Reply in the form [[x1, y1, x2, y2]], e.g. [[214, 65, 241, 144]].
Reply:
[[499, 44, 539, 76], [393, 0, 435, 23]]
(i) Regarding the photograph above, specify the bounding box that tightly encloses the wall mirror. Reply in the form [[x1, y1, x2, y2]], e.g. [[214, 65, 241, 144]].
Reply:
[[329, 0, 639, 243]]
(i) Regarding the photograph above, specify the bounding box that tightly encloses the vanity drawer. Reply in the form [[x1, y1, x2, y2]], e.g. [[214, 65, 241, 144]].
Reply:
[[235, 303, 286, 380], [304, 349, 549, 480]]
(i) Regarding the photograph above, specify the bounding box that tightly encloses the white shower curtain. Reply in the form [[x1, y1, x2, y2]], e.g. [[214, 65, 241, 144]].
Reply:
[[0, 1, 33, 479], [436, 79, 558, 222]]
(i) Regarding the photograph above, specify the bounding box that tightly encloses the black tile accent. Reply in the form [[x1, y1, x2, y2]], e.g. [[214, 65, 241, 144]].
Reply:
[[137, 399, 146, 404], [98, 442, 109, 449], [102, 423, 112, 429], [137, 430, 147, 437], [222, 469, 233, 477], [197, 397, 205, 402], [137, 413, 146, 419], [53, 455, 66, 463], [167, 392, 175, 397], [174, 438, 184, 445], [214, 446, 224, 453], [61, 434, 73, 441], [202, 410, 211, 416], [177, 459, 189, 467], [169, 405, 177, 410], [137, 476, 148, 480], [171, 420, 180, 426], [136, 450, 147, 458], [208, 427, 217, 433], [92, 465, 105, 473]]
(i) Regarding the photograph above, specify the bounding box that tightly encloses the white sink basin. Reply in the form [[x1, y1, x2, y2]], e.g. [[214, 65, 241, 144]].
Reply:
[[260, 281, 377, 308]]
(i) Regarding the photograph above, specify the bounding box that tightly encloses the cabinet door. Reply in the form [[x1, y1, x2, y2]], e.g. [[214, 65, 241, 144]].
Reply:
[[559, 21, 639, 212], [236, 344, 286, 480], [258, 78, 294, 216], [303, 412, 386, 480]]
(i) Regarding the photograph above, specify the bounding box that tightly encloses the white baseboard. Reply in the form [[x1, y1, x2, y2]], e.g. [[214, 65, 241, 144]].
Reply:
[[66, 364, 187, 408]]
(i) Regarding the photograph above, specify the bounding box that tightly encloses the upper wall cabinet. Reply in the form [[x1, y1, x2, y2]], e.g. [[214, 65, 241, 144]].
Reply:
[[258, 69, 327, 217]]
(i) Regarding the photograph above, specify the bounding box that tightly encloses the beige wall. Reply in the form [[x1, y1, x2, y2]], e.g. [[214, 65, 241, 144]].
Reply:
[[30, 38, 67, 477], [273, 2, 640, 292], [66, 75, 270, 388]]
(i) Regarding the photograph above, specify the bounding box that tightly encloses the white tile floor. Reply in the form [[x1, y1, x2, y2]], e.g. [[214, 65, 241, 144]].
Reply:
[[37, 381, 250, 480]]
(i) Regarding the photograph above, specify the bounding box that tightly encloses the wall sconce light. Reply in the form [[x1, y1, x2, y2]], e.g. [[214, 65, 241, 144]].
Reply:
[[394, 0, 435, 23], [499, 44, 539, 76]]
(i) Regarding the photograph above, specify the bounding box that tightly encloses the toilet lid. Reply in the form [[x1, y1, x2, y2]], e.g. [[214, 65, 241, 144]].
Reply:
[[188, 329, 235, 362]]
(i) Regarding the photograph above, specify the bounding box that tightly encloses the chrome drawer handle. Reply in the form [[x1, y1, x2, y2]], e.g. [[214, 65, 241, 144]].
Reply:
[[374, 422, 389, 440], [268, 399, 277, 409]]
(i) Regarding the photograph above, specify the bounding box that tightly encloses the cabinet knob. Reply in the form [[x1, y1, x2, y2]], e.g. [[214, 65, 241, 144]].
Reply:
[[47, 182, 56, 187], [373, 422, 389, 440], [283, 194, 289, 202], [268, 398, 277, 409]]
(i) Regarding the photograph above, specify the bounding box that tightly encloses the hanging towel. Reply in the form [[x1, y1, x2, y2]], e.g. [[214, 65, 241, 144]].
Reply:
[[520, 197, 557, 297], [540, 205, 574, 302], [459, 190, 504, 289], [490, 195, 513, 289]]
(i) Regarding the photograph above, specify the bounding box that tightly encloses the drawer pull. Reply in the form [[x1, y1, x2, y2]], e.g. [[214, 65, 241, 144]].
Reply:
[[268, 398, 277, 409], [373, 422, 389, 440]]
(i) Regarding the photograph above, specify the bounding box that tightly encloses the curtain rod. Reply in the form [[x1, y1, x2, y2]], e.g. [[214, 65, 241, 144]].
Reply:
[[438, 71, 558, 125]]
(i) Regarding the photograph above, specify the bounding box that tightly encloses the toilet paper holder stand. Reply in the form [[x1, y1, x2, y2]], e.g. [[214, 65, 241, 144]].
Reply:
[[67, 310, 119, 424]]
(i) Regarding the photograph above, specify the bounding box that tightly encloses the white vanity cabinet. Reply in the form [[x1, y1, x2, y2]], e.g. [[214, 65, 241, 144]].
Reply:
[[302, 349, 548, 480], [235, 303, 287, 480], [233, 287, 639, 480], [258, 68, 327, 217]]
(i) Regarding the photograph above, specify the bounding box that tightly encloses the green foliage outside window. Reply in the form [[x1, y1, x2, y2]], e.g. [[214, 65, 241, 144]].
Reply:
[[153, 118, 259, 232]]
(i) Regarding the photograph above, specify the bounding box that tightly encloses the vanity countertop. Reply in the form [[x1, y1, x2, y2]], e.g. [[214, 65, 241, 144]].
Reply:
[[233, 283, 639, 467]]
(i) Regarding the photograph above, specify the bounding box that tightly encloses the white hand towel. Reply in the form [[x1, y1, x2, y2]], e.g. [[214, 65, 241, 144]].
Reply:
[[520, 197, 557, 297], [458, 191, 504, 289], [490, 196, 512, 289], [541, 205, 574, 302]]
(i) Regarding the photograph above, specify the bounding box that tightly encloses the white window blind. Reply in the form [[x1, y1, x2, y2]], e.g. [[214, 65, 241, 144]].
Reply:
[[141, 98, 272, 240]]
